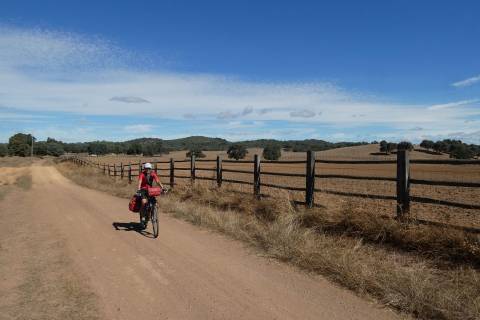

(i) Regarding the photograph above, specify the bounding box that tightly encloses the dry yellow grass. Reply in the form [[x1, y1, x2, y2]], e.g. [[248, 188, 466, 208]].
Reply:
[[82, 144, 480, 230], [57, 161, 480, 320]]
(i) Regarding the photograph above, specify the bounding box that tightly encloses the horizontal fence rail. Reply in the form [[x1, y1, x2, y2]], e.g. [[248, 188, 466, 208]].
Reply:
[[68, 149, 480, 232], [316, 159, 397, 164], [316, 174, 396, 182], [410, 179, 480, 188]]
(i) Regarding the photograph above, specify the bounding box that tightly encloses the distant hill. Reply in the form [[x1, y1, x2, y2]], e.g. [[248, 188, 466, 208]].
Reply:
[[164, 136, 229, 151]]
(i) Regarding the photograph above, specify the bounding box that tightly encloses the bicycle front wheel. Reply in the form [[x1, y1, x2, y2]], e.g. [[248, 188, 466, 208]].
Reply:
[[151, 205, 159, 238]]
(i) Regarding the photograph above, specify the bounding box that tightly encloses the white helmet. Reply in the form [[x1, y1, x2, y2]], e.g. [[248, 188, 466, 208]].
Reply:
[[143, 162, 152, 169]]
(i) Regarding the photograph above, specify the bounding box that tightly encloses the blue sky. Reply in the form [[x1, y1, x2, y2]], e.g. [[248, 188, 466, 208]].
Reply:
[[1, 0, 479, 143]]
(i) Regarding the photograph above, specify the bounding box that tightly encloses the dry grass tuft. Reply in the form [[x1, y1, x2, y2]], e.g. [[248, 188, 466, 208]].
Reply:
[[293, 204, 480, 266], [172, 183, 293, 222], [57, 161, 480, 320]]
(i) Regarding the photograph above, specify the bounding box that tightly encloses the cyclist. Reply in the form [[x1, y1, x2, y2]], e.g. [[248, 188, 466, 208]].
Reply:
[[137, 163, 165, 216]]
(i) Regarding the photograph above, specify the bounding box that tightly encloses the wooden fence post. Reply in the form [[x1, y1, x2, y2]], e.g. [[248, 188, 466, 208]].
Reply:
[[154, 162, 158, 175], [138, 161, 142, 175], [396, 148, 410, 218], [305, 150, 315, 208], [103, 164, 106, 175], [190, 155, 196, 183], [128, 164, 132, 183], [108, 165, 111, 176], [216, 156, 222, 187], [170, 158, 175, 188], [254, 154, 261, 198], [113, 164, 117, 177], [120, 162, 124, 179]]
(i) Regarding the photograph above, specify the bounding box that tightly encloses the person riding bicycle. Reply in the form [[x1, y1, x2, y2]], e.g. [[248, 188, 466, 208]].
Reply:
[[137, 162, 164, 214]]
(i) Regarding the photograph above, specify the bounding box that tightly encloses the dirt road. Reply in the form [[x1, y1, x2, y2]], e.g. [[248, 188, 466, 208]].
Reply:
[[1, 165, 403, 320]]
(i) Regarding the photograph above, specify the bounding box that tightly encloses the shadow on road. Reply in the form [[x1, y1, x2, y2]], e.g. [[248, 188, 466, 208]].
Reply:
[[112, 222, 155, 238]]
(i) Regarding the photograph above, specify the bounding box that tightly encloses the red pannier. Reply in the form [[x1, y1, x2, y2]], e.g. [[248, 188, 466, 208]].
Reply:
[[147, 186, 162, 197], [129, 195, 141, 212]]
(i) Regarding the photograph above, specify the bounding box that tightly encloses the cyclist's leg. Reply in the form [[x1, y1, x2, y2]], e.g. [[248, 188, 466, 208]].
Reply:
[[145, 197, 152, 222]]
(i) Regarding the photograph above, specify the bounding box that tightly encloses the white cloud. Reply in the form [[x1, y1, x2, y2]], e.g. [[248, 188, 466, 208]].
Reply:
[[124, 124, 154, 133], [1, 25, 479, 143], [452, 75, 480, 88], [428, 99, 479, 110]]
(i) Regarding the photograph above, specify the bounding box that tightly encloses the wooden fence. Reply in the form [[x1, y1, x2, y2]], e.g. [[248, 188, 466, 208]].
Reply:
[[69, 149, 480, 221]]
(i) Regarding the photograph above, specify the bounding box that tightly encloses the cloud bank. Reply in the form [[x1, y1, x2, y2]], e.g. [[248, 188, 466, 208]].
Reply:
[[1, 25, 479, 143]]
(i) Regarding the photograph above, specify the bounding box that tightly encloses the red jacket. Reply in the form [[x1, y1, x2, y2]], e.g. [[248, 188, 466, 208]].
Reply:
[[138, 171, 159, 190]]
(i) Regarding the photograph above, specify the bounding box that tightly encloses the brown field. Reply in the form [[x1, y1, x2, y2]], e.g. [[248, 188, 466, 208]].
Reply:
[[82, 144, 480, 229]]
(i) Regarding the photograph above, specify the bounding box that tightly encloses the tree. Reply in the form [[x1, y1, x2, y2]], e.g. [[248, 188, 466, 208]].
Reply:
[[397, 141, 413, 151], [0, 144, 8, 157], [126, 143, 142, 155], [8, 133, 34, 157], [227, 144, 247, 160], [33, 142, 48, 156], [379, 140, 388, 154], [420, 139, 434, 150], [262, 145, 281, 160], [142, 143, 155, 156], [186, 148, 206, 158], [46, 142, 64, 156], [87, 141, 108, 155], [433, 141, 446, 153], [450, 144, 474, 159], [387, 142, 398, 153]]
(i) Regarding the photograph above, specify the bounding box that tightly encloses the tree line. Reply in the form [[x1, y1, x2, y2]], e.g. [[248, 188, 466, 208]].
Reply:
[[378, 140, 414, 154], [419, 139, 480, 159], [1, 133, 367, 159], [3, 132, 477, 160]]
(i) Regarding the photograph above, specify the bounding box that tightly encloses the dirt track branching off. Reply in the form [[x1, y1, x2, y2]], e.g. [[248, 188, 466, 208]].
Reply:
[[56, 161, 480, 320]]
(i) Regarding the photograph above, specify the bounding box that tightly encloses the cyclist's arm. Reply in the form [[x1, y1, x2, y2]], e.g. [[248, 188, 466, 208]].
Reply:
[[154, 174, 164, 189], [137, 174, 143, 191]]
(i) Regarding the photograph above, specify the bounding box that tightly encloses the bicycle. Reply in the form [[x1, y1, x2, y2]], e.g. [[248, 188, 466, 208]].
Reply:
[[138, 187, 168, 238]]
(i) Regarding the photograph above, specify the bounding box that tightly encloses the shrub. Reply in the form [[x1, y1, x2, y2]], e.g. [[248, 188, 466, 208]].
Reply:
[[420, 139, 434, 150], [227, 144, 248, 160], [397, 141, 413, 151], [186, 149, 206, 158], [262, 145, 281, 160], [450, 144, 475, 159], [0, 144, 8, 157]]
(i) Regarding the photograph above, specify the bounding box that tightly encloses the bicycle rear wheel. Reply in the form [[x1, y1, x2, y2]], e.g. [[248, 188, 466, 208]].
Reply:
[[151, 205, 159, 238]]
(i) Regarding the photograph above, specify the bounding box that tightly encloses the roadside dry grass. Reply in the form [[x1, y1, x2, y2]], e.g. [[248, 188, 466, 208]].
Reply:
[[0, 166, 32, 200], [0, 156, 34, 167], [57, 161, 480, 320]]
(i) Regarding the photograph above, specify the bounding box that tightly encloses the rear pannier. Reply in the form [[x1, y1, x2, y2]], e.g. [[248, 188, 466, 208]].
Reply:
[[128, 195, 141, 212]]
